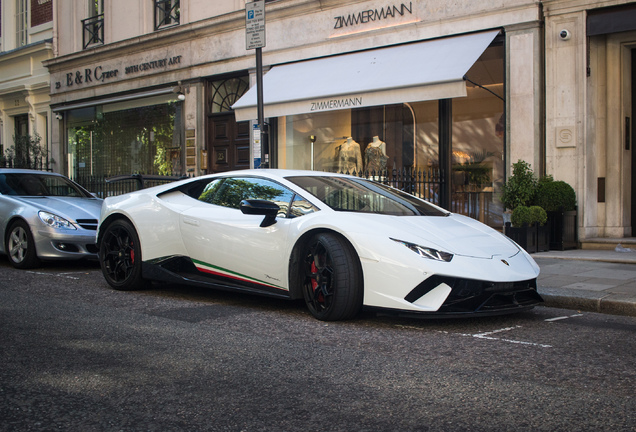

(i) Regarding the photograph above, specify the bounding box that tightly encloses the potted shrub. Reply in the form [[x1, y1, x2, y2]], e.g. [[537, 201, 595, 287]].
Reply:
[[529, 205, 549, 252], [533, 176, 577, 250], [501, 160, 537, 213], [504, 205, 547, 253]]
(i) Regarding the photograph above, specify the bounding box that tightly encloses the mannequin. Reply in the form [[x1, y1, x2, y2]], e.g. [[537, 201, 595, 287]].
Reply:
[[337, 137, 363, 173], [365, 136, 388, 173]]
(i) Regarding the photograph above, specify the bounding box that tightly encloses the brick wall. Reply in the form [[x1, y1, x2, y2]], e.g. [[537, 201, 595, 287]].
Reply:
[[31, 0, 52, 27]]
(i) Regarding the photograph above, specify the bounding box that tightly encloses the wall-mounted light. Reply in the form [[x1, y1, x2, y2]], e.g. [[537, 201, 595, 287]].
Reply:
[[173, 81, 188, 101]]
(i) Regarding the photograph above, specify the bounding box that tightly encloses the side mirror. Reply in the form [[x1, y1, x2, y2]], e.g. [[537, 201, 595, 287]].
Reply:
[[240, 199, 280, 227]]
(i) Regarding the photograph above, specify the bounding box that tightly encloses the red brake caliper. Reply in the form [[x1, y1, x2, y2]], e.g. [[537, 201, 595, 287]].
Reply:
[[310, 260, 324, 302], [310, 261, 318, 291]]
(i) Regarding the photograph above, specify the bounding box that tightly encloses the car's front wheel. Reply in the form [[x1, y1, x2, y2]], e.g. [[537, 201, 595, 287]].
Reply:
[[6, 220, 40, 269], [99, 219, 147, 290], [301, 233, 363, 321]]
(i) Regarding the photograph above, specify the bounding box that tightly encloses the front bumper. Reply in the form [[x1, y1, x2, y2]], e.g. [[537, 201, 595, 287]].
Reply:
[[404, 275, 542, 316], [34, 228, 98, 260]]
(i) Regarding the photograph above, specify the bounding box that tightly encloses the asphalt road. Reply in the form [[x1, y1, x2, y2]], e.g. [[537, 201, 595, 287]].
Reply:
[[1, 259, 634, 432]]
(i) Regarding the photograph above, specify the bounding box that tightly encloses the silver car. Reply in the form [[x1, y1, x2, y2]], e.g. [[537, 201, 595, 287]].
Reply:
[[0, 169, 103, 269]]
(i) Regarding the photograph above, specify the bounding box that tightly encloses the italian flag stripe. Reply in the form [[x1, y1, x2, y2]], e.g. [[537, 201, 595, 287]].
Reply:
[[192, 259, 285, 291]]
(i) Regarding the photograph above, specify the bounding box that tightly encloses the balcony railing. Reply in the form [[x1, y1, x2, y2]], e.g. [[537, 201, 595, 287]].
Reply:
[[82, 14, 104, 49], [155, 0, 180, 31]]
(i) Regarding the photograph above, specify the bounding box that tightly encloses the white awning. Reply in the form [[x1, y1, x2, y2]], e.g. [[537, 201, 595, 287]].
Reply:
[[232, 30, 499, 121]]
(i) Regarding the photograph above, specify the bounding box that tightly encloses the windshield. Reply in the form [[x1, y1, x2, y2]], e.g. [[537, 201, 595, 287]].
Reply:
[[0, 173, 90, 197], [287, 176, 448, 216]]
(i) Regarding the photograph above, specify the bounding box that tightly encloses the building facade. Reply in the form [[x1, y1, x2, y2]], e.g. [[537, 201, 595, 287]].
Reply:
[[0, 0, 53, 166], [42, 0, 636, 241]]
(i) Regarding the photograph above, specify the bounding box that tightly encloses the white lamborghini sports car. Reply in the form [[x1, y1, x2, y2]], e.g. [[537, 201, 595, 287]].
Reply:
[[97, 169, 542, 321]]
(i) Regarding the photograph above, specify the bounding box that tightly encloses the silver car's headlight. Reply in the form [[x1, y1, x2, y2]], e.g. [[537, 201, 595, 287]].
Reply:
[[391, 238, 453, 262], [38, 211, 77, 230]]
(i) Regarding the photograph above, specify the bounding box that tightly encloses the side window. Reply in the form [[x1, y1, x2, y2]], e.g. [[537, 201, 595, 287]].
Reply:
[[197, 179, 224, 204], [289, 195, 318, 218], [197, 177, 294, 217]]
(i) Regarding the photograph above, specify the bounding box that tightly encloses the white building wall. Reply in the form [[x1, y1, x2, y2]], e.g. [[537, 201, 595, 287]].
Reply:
[[0, 0, 53, 168], [545, 1, 636, 240]]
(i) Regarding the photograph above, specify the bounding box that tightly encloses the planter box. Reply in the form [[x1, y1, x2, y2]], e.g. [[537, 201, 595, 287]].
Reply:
[[547, 210, 578, 250], [536, 222, 550, 252], [504, 223, 537, 254]]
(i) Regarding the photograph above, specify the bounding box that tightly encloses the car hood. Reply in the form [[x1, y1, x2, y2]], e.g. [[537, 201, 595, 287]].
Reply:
[[340, 212, 519, 259], [392, 214, 520, 258], [14, 196, 103, 221]]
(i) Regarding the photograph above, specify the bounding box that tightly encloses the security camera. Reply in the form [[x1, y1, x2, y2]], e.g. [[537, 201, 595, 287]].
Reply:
[[559, 29, 571, 41], [55, 113, 63, 120]]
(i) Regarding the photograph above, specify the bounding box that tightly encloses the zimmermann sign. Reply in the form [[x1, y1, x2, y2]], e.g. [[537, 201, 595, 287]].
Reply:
[[333, 2, 413, 29]]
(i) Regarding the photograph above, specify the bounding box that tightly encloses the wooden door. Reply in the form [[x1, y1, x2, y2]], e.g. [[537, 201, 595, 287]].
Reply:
[[208, 114, 250, 172]]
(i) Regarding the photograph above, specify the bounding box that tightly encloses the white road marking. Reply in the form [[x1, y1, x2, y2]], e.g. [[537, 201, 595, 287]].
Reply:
[[26, 271, 82, 280], [454, 326, 553, 348], [397, 324, 552, 348], [544, 313, 584, 322]]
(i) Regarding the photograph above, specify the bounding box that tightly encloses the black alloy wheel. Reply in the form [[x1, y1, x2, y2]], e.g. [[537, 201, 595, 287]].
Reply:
[[6, 220, 40, 269], [302, 232, 362, 321], [99, 219, 147, 290]]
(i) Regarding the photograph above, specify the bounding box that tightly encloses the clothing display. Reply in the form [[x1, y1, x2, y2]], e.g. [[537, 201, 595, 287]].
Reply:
[[337, 137, 363, 173], [365, 136, 389, 172]]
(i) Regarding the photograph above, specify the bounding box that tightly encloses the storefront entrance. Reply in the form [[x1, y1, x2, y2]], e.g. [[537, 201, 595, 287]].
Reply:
[[207, 114, 250, 172], [205, 76, 251, 173]]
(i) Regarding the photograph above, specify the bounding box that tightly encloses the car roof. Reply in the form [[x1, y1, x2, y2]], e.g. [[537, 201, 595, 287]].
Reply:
[[207, 169, 354, 181]]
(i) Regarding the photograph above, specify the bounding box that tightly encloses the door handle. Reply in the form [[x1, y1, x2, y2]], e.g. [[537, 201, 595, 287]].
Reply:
[[183, 217, 200, 227]]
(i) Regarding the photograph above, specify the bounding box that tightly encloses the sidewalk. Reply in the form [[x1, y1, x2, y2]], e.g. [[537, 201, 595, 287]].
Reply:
[[533, 248, 636, 317]]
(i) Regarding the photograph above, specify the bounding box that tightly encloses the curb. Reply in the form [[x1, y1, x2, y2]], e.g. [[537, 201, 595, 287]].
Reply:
[[539, 289, 636, 318]]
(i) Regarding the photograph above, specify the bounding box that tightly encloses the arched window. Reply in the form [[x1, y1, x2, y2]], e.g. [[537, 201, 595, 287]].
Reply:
[[208, 77, 250, 114]]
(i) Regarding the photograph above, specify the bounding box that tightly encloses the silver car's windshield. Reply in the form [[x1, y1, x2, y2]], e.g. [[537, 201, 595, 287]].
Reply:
[[287, 176, 447, 216], [0, 173, 90, 198]]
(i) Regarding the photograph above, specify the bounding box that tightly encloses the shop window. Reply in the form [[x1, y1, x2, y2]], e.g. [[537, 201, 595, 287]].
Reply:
[[276, 44, 503, 228], [155, 0, 180, 31], [66, 97, 183, 182], [16, 0, 28, 47], [82, 0, 104, 49], [451, 44, 505, 227]]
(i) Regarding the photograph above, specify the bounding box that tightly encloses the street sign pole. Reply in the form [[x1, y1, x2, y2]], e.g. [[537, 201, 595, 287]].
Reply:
[[256, 46, 267, 167], [245, 1, 267, 168]]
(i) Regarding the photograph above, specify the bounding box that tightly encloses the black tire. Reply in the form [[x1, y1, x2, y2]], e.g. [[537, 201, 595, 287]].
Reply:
[[301, 232, 363, 321], [99, 219, 148, 291], [5, 220, 40, 269]]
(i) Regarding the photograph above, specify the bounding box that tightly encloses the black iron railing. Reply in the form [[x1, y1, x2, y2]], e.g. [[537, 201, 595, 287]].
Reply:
[[1, 156, 52, 172], [75, 174, 190, 198], [70, 168, 494, 226], [340, 167, 442, 207], [82, 14, 104, 49], [154, 0, 180, 30]]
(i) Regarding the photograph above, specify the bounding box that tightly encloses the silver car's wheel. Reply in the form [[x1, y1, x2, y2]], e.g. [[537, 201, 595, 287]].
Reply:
[[6, 220, 40, 269]]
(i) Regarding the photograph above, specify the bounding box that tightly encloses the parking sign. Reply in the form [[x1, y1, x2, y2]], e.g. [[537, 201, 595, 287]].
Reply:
[[246, 1, 265, 50]]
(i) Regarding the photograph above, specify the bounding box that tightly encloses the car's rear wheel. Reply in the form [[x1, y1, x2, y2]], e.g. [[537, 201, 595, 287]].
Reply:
[[99, 219, 147, 290], [6, 220, 40, 269], [302, 232, 362, 321]]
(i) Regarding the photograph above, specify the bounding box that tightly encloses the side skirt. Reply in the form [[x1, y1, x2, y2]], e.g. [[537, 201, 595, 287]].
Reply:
[[142, 255, 291, 300]]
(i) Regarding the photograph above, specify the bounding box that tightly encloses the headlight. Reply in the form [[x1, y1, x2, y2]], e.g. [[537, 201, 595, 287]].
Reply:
[[38, 211, 77, 230], [391, 238, 453, 262]]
